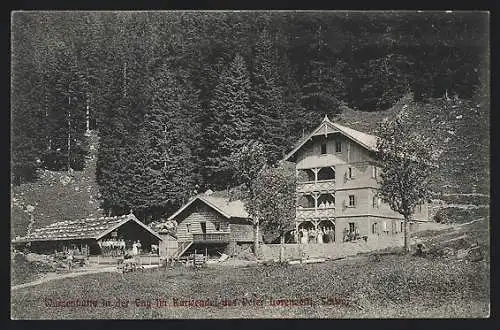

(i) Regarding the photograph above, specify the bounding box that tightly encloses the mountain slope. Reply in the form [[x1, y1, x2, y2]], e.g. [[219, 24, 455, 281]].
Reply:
[[11, 131, 102, 238], [336, 95, 489, 195]]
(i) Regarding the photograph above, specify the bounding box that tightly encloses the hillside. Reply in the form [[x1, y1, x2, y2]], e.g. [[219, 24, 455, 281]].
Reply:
[[336, 95, 489, 196], [10, 96, 489, 238], [10, 131, 102, 238]]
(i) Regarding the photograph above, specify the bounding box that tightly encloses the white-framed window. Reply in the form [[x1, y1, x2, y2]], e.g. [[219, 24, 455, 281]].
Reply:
[[214, 222, 221, 231], [348, 195, 356, 207], [372, 165, 378, 179], [335, 140, 342, 153]]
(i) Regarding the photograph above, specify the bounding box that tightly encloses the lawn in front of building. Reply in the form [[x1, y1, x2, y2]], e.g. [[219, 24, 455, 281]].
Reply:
[[11, 251, 489, 319]]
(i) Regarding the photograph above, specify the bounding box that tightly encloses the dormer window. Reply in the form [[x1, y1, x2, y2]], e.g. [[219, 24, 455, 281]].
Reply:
[[321, 142, 327, 155], [335, 140, 342, 153]]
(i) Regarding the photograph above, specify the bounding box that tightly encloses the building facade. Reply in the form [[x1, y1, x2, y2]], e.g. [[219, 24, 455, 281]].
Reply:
[[168, 193, 258, 257], [283, 115, 429, 243]]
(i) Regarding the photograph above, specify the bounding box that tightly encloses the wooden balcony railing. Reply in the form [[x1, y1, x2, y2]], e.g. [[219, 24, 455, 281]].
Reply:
[[192, 232, 230, 243], [297, 179, 335, 194], [296, 207, 335, 220]]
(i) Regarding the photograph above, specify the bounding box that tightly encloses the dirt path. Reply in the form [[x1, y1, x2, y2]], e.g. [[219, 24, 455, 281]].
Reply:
[[11, 265, 158, 291], [11, 266, 118, 291]]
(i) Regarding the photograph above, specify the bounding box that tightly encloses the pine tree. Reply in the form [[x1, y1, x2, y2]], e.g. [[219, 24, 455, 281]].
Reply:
[[124, 62, 200, 222], [205, 53, 252, 190], [250, 30, 287, 164], [300, 25, 347, 116], [11, 13, 51, 183], [277, 54, 316, 146]]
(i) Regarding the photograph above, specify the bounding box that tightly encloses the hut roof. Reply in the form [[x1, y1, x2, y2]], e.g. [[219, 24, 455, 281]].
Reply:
[[12, 213, 162, 243], [168, 194, 250, 222]]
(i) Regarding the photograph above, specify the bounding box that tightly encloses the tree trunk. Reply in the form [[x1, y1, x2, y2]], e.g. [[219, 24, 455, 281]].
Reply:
[[253, 221, 260, 258], [67, 95, 72, 172], [279, 234, 285, 263], [403, 215, 411, 254]]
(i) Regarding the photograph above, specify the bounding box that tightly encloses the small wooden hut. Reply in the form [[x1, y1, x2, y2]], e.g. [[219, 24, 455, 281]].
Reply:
[[12, 212, 162, 256]]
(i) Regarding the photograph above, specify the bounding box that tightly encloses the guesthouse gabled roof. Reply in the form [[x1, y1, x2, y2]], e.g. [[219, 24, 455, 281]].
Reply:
[[168, 194, 250, 222], [12, 213, 162, 243], [283, 115, 379, 161]]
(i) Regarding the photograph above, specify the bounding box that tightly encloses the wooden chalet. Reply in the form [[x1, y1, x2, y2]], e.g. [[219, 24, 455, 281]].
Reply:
[[11, 212, 162, 256], [168, 192, 258, 258]]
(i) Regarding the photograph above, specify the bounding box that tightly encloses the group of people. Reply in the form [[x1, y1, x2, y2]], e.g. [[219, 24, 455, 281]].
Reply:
[[98, 238, 127, 256], [98, 239, 144, 257], [297, 200, 335, 209], [297, 227, 335, 244], [317, 201, 334, 208], [343, 227, 360, 242]]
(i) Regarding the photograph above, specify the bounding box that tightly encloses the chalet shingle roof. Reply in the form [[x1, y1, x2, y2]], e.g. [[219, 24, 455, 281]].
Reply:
[[13, 213, 162, 243], [283, 115, 379, 161], [168, 194, 250, 222]]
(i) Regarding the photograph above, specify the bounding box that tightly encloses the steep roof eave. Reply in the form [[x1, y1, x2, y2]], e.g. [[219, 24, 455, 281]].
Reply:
[[13, 214, 163, 244], [95, 214, 163, 241], [168, 196, 232, 222], [283, 118, 378, 161]]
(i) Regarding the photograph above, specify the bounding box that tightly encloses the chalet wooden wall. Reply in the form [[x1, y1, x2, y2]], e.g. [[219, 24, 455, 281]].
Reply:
[[176, 202, 228, 241]]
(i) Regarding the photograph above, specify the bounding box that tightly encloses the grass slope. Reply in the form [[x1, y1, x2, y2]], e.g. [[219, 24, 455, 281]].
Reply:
[[337, 95, 489, 195], [10, 132, 102, 238], [11, 254, 489, 319]]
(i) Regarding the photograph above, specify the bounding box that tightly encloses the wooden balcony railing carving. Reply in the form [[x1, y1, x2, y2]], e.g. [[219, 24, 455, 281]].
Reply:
[[297, 179, 335, 193], [192, 232, 230, 243], [296, 207, 335, 220]]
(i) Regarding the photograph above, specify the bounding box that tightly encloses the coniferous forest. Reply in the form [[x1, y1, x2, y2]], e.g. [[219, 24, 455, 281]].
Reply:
[[11, 11, 488, 221]]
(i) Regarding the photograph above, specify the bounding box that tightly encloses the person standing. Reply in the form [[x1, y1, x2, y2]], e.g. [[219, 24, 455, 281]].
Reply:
[[317, 228, 324, 244], [66, 250, 74, 270], [132, 242, 138, 256]]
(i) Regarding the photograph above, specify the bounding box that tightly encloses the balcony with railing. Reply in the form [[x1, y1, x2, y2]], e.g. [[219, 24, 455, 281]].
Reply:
[[297, 179, 335, 194], [296, 207, 335, 220], [192, 232, 231, 243]]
